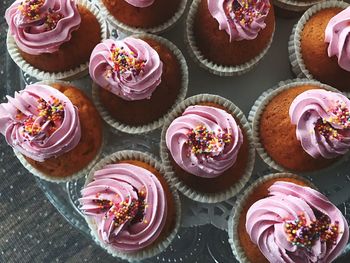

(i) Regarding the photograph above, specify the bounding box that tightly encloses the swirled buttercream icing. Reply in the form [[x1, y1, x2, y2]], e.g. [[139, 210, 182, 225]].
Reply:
[[166, 105, 243, 178], [207, 0, 271, 42], [89, 37, 163, 101], [246, 181, 349, 262], [5, 0, 81, 55], [325, 7, 350, 72], [0, 84, 81, 162], [80, 163, 167, 251], [289, 89, 350, 159], [124, 0, 155, 8]]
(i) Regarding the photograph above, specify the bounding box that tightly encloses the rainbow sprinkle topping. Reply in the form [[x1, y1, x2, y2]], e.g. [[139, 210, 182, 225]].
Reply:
[[18, 0, 45, 21], [44, 9, 64, 31], [284, 212, 340, 249], [186, 125, 232, 157], [106, 44, 146, 79]]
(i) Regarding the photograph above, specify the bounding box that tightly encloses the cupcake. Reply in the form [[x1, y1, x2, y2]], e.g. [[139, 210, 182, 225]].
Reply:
[[229, 173, 349, 263], [90, 34, 188, 134], [160, 94, 255, 203], [79, 150, 181, 261], [5, 0, 107, 80], [249, 79, 350, 173], [97, 0, 187, 34], [289, 1, 350, 92], [0, 82, 103, 182], [186, 0, 275, 76]]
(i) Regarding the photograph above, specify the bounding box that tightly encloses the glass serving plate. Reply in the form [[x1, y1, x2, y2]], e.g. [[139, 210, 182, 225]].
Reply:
[[10, 3, 350, 262]]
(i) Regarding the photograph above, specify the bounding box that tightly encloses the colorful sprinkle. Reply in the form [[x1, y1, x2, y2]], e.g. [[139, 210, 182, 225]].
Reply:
[[44, 9, 64, 31], [18, 0, 45, 20]]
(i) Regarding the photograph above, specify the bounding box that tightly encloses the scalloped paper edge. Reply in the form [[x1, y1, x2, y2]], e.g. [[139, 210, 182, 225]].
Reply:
[[160, 94, 256, 203], [272, 0, 325, 12]]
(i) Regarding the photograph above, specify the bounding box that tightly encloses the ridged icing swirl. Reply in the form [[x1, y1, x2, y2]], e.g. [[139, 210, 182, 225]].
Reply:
[[5, 0, 81, 55], [325, 7, 350, 72], [124, 0, 155, 8], [207, 0, 271, 42], [289, 89, 350, 159], [166, 105, 243, 178], [246, 181, 349, 263], [0, 84, 81, 162], [89, 38, 163, 101], [80, 163, 167, 252]]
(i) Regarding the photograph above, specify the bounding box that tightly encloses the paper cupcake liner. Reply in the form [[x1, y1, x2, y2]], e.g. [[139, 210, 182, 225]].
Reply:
[[272, 0, 325, 12], [96, 0, 188, 34], [185, 0, 275, 77], [288, 1, 349, 79], [228, 173, 314, 262], [12, 80, 104, 183], [92, 33, 188, 134], [248, 78, 349, 173], [82, 150, 181, 262], [6, 0, 108, 81], [160, 94, 256, 203]]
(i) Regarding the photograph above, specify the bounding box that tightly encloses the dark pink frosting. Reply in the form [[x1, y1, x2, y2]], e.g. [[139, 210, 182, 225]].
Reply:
[[0, 84, 81, 162], [124, 0, 154, 8], [166, 105, 243, 178], [80, 163, 167, 252], [5, 0, 81, 55], [246, 181, 349, 262], [207, 0, 271, 41], [89, 37, 163, 101]]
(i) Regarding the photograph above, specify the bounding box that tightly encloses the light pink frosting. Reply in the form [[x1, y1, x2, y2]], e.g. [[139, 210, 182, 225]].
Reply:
[[80, 163, 167, 252], [89, 37, 163, 101], [207, 0, 271, 42], [289, 89, 350, 159], [5, 0, 81, 55], [246, 181, 349, 263], [166, 105, 243, 178], [325, 7, 350, 72], [0, 84, 81, 162], [124, 0, 154, 8]]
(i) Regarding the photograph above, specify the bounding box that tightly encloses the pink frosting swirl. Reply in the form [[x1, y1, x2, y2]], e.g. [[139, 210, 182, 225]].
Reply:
[[0, 84, 81, 162], [325, 7, 350, 72], [124, 0, 155, 8], [5, 0, 81, 55], [207, 0, 271, 42], [289, 89, 350, 159], [246, 181, 349, 262], [89, 37, 163, 101], [80, 163, 167, 252], [166, 105, 243, 178]]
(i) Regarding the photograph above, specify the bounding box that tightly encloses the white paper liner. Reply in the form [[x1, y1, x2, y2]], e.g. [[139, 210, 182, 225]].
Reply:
[[160, 94, 256, 203], [185, 0, 275, 77], [272, 0, 325, 12], [248, 78, 349, 174], [96, 0, 188, 34], [82, 150, 181, 262], [288, 1, 349, 79], [92, 33, 188, 134], [12, 80, 103, 183], [6, 0, 108, 81], [228, 173, 314, 263]]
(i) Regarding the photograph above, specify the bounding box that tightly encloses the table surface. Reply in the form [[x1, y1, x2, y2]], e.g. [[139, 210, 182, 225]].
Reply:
[[1, 0, 350, 263]]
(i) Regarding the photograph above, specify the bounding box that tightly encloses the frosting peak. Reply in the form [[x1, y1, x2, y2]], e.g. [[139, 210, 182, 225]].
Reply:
[[89, 37, 163, 101], [166, 105, 243, 178], [208, 0, 271, 42], [124, 0, 155, 8], [5, 0, 81, 55], [289, 89, 350, 159], [0, 84, 81, 162], [325, 7, 350, 72], [246, 181, 349, 262]]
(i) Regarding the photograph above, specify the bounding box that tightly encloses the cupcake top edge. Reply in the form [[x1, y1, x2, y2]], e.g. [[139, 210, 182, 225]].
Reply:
[[5, 0, 81, 55], [0, 83, 81, 162], [80, 162, 168, 252], [245, 180, 349, 262], [89, 37, 163, 101], [165, 104, 243, 178], [207, 0, 271, 42]]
